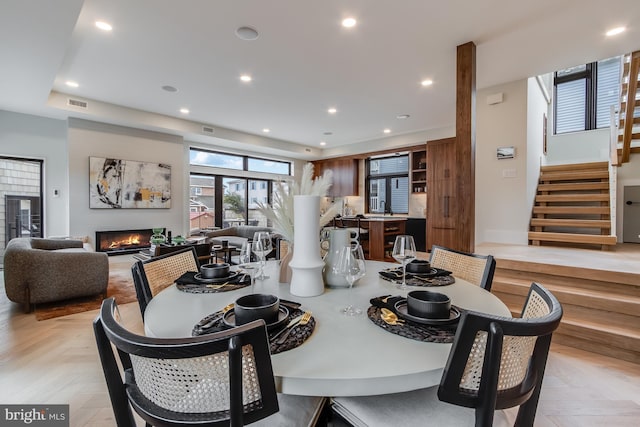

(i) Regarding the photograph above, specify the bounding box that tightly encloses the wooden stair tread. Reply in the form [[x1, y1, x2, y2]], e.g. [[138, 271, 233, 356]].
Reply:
[[530, 218, 611, 228], [528, 232, 616, 245], [618, 132, 640, 142], [539, 170, 609, 181], [532, 206, 610, 214], [539, 162, 608, 172], [535, 193, 610, 202], [537, 182, 609, 191], [558, 320, 640, 348]]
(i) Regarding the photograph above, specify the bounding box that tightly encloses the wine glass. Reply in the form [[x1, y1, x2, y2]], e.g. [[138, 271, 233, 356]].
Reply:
[[392, 235, 416, 290], [252, 232, 273, 280], [333, 244, 366, 316], [238, 241, 259, 291]]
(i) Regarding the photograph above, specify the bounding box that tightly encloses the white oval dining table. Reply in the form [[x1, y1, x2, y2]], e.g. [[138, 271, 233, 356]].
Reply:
[[144, 260, 510, 397]]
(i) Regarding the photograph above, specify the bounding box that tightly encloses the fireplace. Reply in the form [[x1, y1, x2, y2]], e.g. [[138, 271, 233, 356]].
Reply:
[[95, 229, 157, 255]]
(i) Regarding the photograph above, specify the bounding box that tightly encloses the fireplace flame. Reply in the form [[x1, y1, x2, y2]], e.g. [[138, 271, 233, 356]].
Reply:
[[108, 234, 142, 249]]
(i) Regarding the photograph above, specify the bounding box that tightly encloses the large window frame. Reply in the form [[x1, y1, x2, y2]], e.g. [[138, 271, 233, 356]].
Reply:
[[365, 154, 409, 215], [553, 57, 621, 134]]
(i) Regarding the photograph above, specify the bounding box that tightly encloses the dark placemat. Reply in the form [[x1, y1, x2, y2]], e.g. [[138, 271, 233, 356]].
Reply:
[[176, 271, 250, 293], [192, 305, 315, 355], [367, 306, 457, 343], [379, 267, 455, 287]]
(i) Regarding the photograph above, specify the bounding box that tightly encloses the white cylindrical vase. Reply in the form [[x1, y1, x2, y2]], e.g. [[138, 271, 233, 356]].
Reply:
[[289, 195, 325, 297]]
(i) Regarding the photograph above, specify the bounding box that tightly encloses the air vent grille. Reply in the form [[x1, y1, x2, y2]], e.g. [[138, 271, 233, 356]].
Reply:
[[67, 98, 88, 109], [202, 126, 215, 134]]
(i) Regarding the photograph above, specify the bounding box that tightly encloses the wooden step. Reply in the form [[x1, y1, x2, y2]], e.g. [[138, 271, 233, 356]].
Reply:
[[553, 332, 640, 364], [537, 182, 609, 192], [530, 218, 611, 229], [528, 232, 616, 245], [620, 98, 640, 110], [539, 162, 608, 172], [532, 206, 610, 215], [539, 169, 609, 182], [535, 193, 610, 203], [618, 132, 640, 142], [619, 116, 640, 127]]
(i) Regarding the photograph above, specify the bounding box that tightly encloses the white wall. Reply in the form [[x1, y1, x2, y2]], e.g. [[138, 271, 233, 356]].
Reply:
[[476, 80, 530, 245], [67, 119, 186, 247], [545, 128, 610, 165], [0, 110, 69, 237], [526, 78, 548, 221]]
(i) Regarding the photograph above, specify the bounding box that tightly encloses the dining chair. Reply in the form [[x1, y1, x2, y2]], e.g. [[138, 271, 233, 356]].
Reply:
[[331, 282, 563, 427], [132, 246, 199, 317], [429, 245, 496, 291], [94, 298, 327, 427]]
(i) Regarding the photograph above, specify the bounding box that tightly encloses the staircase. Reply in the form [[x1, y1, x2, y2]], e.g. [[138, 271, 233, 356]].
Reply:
[[529, 162, 616, 250], [492, 258, 640, 365], [618, 51, 640, 163]]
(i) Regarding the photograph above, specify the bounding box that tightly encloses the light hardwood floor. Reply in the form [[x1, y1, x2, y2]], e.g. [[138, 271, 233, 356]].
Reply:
[[1, 251, 639, 426]]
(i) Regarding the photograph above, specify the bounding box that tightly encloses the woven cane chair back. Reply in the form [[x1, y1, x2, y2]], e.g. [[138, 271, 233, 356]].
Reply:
[[429, 245, 496, 290], [438, 282, 562, 426], [94, 298, 279, 427], [132, 246, 199, 317]]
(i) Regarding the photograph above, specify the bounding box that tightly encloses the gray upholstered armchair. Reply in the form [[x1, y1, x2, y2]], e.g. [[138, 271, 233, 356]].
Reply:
[[3, 237, 109, 312]]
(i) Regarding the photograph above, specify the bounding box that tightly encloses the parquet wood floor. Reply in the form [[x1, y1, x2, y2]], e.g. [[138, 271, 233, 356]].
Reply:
[[1, 252, 639, 426]]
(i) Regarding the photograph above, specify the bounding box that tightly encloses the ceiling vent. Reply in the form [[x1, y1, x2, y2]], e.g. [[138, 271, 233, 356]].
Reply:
[[202, 126, 215, 134], [67, 98, 88, 109]]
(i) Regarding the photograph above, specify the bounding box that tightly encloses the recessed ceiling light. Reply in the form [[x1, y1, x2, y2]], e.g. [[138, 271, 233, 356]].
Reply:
[[162, 85, 178, 92], [95, 21, 112, 31], [328, 108, 337, 114], [236, 26, 259, 40], [65, 81, 79, 88], [421, 79, 433, 87], [342, 18, 357, 28], [320, 141, 327, 146], [262, 128, 270, 133], [383, 128, 391, 134], [396, 114, 410, 119], [180, 108, 189, 114], [606, 26, 626, 36], [240, 74, 252, 82]]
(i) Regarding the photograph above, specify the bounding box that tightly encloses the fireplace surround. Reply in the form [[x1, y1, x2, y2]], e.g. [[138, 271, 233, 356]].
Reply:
[[95, 229, 158, 255]]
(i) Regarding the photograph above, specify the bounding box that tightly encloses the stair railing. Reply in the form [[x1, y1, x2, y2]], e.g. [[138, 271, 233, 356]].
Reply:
[[609, 105, 618, 240]]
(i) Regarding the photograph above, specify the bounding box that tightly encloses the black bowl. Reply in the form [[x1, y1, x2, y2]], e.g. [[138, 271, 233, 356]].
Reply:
[[405, 259, 431, 274], [200, 263, 230, 279], [234, 294, 280, 326], [407, 290, 451, 319]]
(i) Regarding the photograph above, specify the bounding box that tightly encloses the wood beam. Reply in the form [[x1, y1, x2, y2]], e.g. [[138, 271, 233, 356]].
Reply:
[[622, 51, 640, 163], [455, 42, 476, 253]]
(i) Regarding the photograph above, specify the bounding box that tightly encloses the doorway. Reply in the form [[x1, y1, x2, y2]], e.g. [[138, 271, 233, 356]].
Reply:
[[0, 157, 43, 267], [623, 186, 640, 244]]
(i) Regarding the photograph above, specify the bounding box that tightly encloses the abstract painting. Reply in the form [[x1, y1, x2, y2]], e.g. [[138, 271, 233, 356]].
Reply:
[[89, 157, 171, 208]]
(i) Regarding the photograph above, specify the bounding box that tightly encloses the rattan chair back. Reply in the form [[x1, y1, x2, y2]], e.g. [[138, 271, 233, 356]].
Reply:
[[429, 245, 496, 290], [438, 282, 563, 426], [94, 298, 279, 427], [132, 246, 199, 317]]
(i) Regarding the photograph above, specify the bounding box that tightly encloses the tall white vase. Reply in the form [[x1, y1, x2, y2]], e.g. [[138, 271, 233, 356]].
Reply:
[[289, 195, 325, 297]]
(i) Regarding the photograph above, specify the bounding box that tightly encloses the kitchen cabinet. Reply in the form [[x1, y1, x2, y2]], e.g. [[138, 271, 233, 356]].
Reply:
[[426, 137, 457, 251], [364, 218, 406, 261], [410, 147, 427, 193], [313, 158, 359, 197]]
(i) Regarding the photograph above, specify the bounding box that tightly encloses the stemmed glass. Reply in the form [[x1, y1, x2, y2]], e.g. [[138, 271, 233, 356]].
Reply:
[[252, 232, 273, 280], [238, 241, 259, 291], [392, 235, 416, 290], [334, 244, 366, 316]]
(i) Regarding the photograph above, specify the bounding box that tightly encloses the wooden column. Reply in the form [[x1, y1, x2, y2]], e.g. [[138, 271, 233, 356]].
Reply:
[[455, 42, 476, 253]]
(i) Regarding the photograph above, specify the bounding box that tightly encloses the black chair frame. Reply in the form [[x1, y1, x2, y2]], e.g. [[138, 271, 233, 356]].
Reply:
[[94, 298, 279, 427], [438, 283, 563, 427], [429, 244, 497, 291]]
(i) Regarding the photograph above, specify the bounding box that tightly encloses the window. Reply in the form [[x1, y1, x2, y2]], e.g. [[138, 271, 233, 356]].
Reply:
[[248, 157, 291, 175], [554, 56, 621, 134], [366, 155, 409, 214], [190, 148, 292, 176]]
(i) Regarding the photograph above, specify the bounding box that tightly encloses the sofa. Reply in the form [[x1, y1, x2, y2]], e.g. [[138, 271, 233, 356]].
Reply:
[[204, 225, 275, 249], [3, 237, 109, 312]]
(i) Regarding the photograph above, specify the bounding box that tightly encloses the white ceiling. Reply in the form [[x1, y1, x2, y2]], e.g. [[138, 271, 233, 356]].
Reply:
[[1, 0, 639, 158]]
